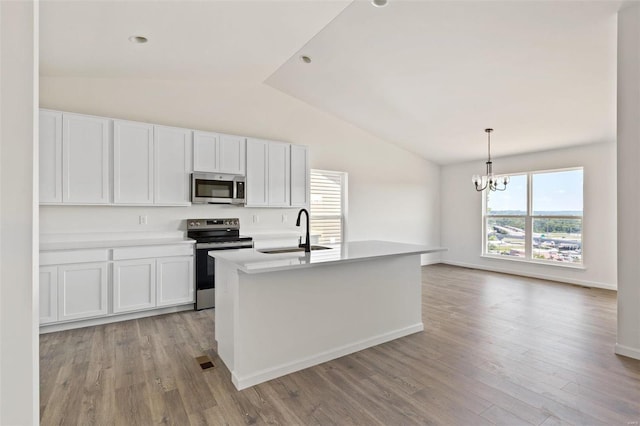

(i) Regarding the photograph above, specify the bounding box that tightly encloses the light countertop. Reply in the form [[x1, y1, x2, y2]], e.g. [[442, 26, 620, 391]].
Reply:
[[210, 240, 446, 274]]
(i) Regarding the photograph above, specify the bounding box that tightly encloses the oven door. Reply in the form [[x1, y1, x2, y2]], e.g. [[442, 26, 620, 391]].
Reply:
[[194, 241, 253, 310], [195, 248, 216, 310]]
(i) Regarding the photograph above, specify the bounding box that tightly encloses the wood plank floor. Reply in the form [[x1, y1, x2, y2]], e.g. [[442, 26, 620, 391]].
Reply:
[[40, 264, 640, 425]]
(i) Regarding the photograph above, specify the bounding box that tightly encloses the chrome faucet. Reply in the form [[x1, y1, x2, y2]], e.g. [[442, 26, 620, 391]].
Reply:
[[296, 208, 311, 253]]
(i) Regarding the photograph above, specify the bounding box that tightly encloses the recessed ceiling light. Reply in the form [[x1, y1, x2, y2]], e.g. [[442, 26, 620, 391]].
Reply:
[[300, 55, 312, 64], [372, 0, 388, 7], [128, 35, 148, 44]]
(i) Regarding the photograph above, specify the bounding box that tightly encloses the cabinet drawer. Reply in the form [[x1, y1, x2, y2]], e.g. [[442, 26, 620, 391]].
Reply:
[[40, 249, 109, 266], [113, 244, 193, 260]]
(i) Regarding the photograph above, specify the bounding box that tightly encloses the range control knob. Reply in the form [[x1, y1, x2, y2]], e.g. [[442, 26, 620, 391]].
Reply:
[[189, 222, 194, 227], [195, 222, 201, 227]]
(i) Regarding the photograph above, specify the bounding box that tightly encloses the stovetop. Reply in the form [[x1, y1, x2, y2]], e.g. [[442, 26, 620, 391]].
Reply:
[[186, 218, 252, 243], [192, 235, 253, 243]]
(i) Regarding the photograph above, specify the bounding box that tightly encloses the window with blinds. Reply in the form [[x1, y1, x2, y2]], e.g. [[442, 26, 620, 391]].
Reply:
[[310, 169, 347, 244]]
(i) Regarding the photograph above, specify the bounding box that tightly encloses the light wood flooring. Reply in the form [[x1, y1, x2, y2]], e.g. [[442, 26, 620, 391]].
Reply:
[[40, 264, 640, 425]]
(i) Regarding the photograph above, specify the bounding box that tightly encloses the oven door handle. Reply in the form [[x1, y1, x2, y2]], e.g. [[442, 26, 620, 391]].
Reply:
[[196, 242, 253, 250]]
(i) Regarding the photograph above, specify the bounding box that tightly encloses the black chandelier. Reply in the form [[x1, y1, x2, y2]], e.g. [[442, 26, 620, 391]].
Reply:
[[472, 128, 509, 192]]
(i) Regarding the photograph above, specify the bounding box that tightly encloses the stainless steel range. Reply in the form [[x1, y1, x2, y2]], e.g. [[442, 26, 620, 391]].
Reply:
[[187, 218, 253, 310]]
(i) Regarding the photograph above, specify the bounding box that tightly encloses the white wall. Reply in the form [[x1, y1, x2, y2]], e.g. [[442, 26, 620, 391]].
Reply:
[[0, 1, 39, 424], [39, 77, 441, 262], [440, 142, 617, 290], [616, 4, 640, 360]]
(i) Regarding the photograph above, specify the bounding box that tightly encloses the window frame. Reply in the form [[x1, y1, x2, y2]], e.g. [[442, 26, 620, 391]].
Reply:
[[482, 166, 584, 268]]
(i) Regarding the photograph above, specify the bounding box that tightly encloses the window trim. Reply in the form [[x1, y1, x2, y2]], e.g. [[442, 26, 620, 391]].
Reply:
[[482, 167, 584, 268]]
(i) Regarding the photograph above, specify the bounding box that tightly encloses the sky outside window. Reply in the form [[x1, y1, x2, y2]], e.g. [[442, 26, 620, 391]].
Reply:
[[532, 169, 583, 215], [486, 174, 527, 215]]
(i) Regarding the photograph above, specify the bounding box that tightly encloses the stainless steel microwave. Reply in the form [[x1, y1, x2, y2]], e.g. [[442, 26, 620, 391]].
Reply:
[[191, 173, 246, 205]]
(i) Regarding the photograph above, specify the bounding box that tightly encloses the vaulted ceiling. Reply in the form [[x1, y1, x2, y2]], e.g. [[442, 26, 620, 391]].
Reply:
[[41, 0, 621, 165]]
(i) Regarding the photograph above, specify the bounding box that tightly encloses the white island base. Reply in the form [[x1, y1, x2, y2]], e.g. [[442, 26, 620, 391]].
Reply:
[[213, 241, 444, 390]]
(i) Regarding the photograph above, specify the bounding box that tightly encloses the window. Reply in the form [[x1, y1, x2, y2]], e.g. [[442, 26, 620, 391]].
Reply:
[[310, 169, 347, 244], [484, 168, 583, 265]]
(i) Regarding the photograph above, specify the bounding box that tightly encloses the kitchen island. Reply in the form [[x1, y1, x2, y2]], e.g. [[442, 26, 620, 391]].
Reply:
[[211, 240, 446, 390]]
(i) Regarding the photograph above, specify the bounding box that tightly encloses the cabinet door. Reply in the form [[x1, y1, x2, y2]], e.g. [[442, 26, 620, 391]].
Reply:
[[39, 110, 63, 203], [290, 145, 309, 207], [58, 262, 108, 321], [62, 113, 111, 204], [113, 120, 154, 204], [156, 256, 194, 307], [154, 126, 192, 205], [246, 138, 269, 206], [39, 266, 58, 324], [193, 131, 219, 173], [218, 134, 246, 175], [113, 259, 156, 313], [268, 141, 291, 207]]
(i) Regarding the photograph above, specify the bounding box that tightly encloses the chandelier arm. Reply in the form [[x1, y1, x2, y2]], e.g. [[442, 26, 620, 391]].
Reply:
[[475, 181, 488, 192]]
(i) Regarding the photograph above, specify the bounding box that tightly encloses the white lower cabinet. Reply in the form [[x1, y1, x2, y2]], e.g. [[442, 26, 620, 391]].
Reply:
[[113, 259, 156, 313], [39, 266, 58, 324], [58, 262, 108, 321], [157, 256, 194, 307], [40, 244, 194, 327]]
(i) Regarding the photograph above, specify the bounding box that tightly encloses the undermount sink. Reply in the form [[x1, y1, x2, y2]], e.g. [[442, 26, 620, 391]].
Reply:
[[258, 245, 332, 254]]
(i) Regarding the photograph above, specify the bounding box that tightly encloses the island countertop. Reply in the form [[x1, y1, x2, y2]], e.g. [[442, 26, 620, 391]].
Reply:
[[210, 240, 446, 274]]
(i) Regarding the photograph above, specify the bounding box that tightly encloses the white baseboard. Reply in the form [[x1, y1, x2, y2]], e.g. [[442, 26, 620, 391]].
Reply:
[[615, 343, 640, 360], [39, 304, 194, 333], [421, 253, 442, 266], [231, 322, 424, 390], [440, 260, 616, 291]]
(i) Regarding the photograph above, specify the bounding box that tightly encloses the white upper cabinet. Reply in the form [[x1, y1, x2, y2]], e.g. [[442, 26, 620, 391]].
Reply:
[[290, 145, 310, 207], [268, 141, 291, 207], [246, 139, 309, 208], [154, 125, 192, 205], [193, 131, 245, 175], [62, 113, 111, 204], [113, 120, 154, 205], [39, 109, 308, 208], [246, 138, 269, 207], [193, 131, 219, 173], [218, 134, 246, 175], [39, 110, 63, 203]]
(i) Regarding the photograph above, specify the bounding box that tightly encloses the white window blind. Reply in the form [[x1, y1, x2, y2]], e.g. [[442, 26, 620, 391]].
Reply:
[[310, 169, 347, 244]]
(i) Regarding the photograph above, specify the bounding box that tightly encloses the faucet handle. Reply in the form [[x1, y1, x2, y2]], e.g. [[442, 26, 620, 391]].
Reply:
[[298, 236, 302, 247]]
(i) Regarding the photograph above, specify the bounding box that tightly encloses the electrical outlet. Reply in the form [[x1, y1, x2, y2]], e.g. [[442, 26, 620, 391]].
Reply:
[[253, 214, 259, 224], [139, 215, 148, 225], [282, 214, 287, 224]]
